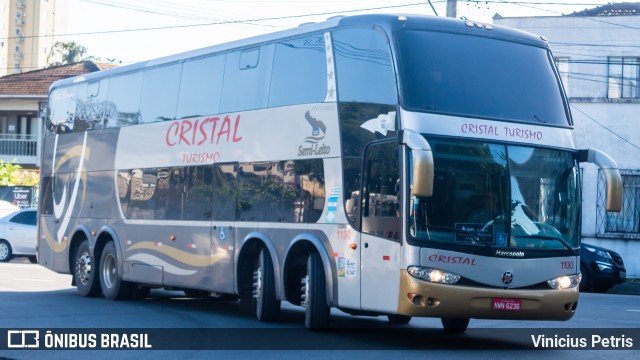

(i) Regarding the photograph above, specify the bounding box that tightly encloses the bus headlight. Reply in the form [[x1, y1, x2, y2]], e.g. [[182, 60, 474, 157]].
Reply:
[[547, 274, 581, 289], [407, 266, 461, 284]]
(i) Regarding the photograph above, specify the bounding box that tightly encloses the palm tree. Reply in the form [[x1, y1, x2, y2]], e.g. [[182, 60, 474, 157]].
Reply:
[[47, 41, 99, 66]]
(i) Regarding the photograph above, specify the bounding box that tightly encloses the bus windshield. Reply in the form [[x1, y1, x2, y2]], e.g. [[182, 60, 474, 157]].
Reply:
[[396, 29, 569, 126], [409, 138, 581, 251]]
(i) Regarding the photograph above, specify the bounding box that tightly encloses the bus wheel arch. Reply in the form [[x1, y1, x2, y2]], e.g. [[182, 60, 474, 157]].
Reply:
[[94, 229, 134, 300], [236, 235, 281, 320], [283, 236, 334, 308]]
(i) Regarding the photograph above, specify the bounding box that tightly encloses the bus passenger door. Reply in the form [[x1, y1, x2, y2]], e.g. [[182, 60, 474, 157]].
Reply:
[[209, 163, 238, 294], [360, 141, 402, 312]]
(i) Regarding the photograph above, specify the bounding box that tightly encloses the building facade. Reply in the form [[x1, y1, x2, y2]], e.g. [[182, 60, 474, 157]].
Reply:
[[495, 3, 640, 278], [0, 0, 69, 76]]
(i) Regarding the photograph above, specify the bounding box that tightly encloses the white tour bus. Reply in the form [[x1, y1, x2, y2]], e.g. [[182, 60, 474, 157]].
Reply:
[[38, 14, 623, 331]]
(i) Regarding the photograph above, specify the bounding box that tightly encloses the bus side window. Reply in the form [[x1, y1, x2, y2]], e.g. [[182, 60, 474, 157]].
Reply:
[[268, 34, 327, 107], [219, 45, 274, 113], [362, 141, 400, 240], [106, 72, 143, 127], [48, 86, 78, 133], [334, 27, 398, 231], [212, 164, 237, 221], [139, 64, 181, 124], [177, 55, 225, 119]]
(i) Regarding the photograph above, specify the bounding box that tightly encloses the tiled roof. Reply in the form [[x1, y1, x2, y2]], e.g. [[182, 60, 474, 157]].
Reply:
[[568, 2, 640, 16], [0, 61, 117, 96]]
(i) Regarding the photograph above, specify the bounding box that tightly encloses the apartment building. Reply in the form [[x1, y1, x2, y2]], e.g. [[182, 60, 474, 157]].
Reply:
[[0, 0, 69, 76]]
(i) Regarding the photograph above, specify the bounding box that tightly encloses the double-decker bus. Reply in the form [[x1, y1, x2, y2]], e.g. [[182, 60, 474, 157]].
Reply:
[[38, 14, 623, 331]]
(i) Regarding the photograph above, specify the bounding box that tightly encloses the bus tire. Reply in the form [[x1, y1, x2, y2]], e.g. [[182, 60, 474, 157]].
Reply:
[[303, 252, 330, 330], [387, 314, 412, 325], [253, 248, 281, 322], [99, 241, 134, 300], [73, 240, 101, 297], [441, 317, 469, 333], [0, 240, 12, 262]]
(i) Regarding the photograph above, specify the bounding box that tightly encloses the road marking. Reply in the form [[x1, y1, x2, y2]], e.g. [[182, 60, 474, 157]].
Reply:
[[626, 309, 640, 312], [13, 278, 56, 282]]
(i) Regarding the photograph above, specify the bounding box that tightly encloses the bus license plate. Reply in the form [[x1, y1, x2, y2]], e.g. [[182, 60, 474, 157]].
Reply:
[[492, 298, 521, 311]]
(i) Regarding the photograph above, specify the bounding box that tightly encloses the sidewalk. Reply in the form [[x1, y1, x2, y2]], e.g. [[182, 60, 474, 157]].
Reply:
[[607, 278, 640, 295]]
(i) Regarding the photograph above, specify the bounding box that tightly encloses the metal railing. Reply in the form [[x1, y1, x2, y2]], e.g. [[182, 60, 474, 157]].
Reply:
[[596, 169, 640, 239], [0, 134, 37, 157]]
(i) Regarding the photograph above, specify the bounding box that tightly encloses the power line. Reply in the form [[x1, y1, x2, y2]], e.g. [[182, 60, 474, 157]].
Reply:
[[1, 1, 437, 42], [570, 104, 640, 152]]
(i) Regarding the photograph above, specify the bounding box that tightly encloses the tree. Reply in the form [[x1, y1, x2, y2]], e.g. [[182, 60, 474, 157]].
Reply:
[[47, 41, 100, 66], [0, 160, 38, 186]]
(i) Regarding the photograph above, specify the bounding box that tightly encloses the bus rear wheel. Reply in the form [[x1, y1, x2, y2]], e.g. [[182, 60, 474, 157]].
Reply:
[[441, 317, 470, 333], [74, 240, 101, 297], [253, 248, 280, 322], [100, 241, 134, 300], [303, 252, 330, 330]]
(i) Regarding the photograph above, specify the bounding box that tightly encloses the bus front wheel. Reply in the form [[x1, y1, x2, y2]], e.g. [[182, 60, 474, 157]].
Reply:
[[303, 252, 330, 330], [99, 241, 134, 300], [441, 317, 470, 333], [73, 240, 101, 297]]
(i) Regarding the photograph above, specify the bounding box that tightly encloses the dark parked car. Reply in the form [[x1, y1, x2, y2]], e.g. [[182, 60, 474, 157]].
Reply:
[[580, 243, 626, 293]]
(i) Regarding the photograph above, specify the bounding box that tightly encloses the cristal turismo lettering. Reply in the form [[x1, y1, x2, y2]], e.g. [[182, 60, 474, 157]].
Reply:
[[166, 115, 243, 147]]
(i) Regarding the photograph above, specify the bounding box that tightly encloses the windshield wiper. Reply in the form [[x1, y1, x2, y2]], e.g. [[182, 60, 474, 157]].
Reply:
[[515, 234, 577, 253], [425, 224, 494, 250]]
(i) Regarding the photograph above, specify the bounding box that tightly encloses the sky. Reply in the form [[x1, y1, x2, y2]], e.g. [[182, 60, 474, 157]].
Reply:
[[64, 0, 616, 65]]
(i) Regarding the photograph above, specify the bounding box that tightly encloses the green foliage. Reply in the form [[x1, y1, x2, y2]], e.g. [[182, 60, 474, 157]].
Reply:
[[0, 160, 20, 186], [47, 41, 100, 66], [0, 160, 38, 186]]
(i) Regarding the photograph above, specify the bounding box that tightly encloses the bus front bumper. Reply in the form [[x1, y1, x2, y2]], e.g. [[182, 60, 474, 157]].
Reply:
[[397, 270, 578, 321]]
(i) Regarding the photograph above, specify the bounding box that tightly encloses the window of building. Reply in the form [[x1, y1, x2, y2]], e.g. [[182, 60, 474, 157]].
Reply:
[[608, 57, 639, 99], [554, 57, 570, 96], [596, 169, 640, 238]]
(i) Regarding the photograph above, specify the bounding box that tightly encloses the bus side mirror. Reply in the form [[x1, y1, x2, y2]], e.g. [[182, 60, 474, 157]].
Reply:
[[577, 148, 623, 212], [402, 129, 434, 197], [412, 149, 434, 197]]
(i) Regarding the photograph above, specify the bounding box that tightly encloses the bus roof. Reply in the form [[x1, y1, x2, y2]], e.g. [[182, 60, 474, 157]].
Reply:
[[50, 14, 548, 91]]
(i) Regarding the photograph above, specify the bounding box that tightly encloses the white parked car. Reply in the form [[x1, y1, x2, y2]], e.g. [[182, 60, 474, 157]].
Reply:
[[0, 208, 37, 262]]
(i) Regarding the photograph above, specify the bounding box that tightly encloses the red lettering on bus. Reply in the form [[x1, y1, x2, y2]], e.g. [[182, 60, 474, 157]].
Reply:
[[165, 114, 243, 147], [428, 254, 477, 266]]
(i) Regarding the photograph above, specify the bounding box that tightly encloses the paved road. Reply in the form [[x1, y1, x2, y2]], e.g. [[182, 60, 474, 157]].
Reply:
[[1, 259, 638, 359]]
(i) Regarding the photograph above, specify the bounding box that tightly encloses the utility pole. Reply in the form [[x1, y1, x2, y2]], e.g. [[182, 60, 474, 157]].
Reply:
[[446, 0, 458, 18]]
